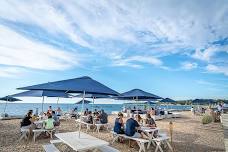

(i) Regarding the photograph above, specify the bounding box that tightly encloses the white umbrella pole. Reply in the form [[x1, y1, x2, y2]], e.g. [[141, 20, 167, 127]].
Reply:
[[57, 97, 59, 105], [79, 91, 85, 137], [42, 96, 44, 113], [136, 96, 139, 115], [92, 97, 95, 112]]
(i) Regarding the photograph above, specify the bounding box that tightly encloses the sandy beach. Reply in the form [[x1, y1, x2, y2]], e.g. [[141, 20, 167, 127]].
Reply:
[[0, 111, 225, 152]]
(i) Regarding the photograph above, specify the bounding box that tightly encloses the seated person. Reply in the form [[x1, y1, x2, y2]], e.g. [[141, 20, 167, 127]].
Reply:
[[84, 108, 89, 116], [125, 114, 147, 138], [135, 114, 143, 125], [85, 111, 93, 124], [44, 113, 54, 130], [149, 107, 155, 116], [21, 110, 34, 129], [47, 106, 53, 114], [56, 107, 62, 116], [114, 112, 124, 134], [93, 112, 101, 124], [145, 113, 156, 127], [21, 110, 36, 136], [93, 109, 99, 116], [100, 109, 108, 124], [52, 111, 60, 126], [70, 107, 78, 118]]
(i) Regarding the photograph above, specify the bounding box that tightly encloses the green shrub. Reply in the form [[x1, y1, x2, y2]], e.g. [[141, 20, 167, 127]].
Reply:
[[202, 114, 213, 124]]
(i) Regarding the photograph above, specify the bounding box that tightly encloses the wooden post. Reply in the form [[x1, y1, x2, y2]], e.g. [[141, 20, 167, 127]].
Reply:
[[169, 121, 174, 151]]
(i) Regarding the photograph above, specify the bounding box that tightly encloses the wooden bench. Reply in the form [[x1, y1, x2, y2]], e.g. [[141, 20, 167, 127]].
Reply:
[[42, 144, 60, 152], [33, 128, 55, 142], [152, 135, 173, 152], [75, 119, 94, 132], [19, 128, 30, 141], [98, 145, 120, 152], [94, 123, 111, 133], [111, 131, 149, 152], [50, 139, 62, 144]]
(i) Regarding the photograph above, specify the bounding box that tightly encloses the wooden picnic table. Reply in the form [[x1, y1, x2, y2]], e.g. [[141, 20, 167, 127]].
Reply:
[[140, 126, 160, 149]]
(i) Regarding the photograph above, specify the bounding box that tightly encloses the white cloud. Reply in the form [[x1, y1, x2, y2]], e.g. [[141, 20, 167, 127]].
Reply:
[[196, 80, 216, 86], [206, 64, 228, 76], [181, 62, 198, 70], [0, 67, 25, 78], [0, 1, 90, 47], [0, 0, 227, 70], [192, 46, 228, 61], [112, 55, 162, 68], [0, 25, 81, 70]]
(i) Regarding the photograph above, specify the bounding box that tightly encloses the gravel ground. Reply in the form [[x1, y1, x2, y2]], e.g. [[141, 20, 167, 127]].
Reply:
[[0, 111, 225, 152]]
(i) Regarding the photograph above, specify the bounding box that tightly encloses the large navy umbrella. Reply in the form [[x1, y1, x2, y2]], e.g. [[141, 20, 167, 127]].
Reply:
[[17, 76, 119, 137], [117, 89, 162, 100], [116, 89, 162, 114], [18, 76, 119, 96], [76, 99, 92, 104], [10, 90, 71, 113], [0, 96, 21, 113]]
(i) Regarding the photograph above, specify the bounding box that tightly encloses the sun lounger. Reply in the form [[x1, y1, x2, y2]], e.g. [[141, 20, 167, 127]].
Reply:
[[111, 131, 149, 152], [152, 134, 173, 152], [42, 144, 60, 152], [98, 145, 120, 152]]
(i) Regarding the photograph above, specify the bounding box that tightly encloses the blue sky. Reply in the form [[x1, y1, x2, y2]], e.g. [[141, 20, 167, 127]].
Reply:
[[0, 0, 228, 103]]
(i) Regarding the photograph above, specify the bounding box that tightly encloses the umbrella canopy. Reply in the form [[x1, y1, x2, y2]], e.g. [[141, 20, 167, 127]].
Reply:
[[160, 98, 176, 103], [74, 93, 111, 99], [10, 90, 71, 113], [76, 99, 92, 104], [0, 96, 21, 102], [10, 90, 70, 98], [18, 76, 119, 96], [117, 89, 162, 100], [0, 96, 22, 114]]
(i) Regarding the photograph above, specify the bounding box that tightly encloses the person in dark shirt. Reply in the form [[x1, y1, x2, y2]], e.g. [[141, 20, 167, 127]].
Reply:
[[20, 110, 35, 137], [114, 112, 124, 134], [21, 110, 33, 128], [125, 114, 148, 138], [125, 114, 141, 138], [84, 108, 89, 116], [145, 113, 156, 127], [85, 111, 93, 124], [100, 109, 108, 124], [114, 112, 124, 143]]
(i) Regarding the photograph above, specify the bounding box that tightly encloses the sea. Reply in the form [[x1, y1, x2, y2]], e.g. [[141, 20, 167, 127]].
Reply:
[[0, 103, 191, 116]]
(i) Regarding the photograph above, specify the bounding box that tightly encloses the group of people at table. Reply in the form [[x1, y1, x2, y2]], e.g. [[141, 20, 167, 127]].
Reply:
[[20, 105, 157, 143], [82, 108, 108, 124], [114, 112, 157, 143], [20, 106, 61, 137]]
